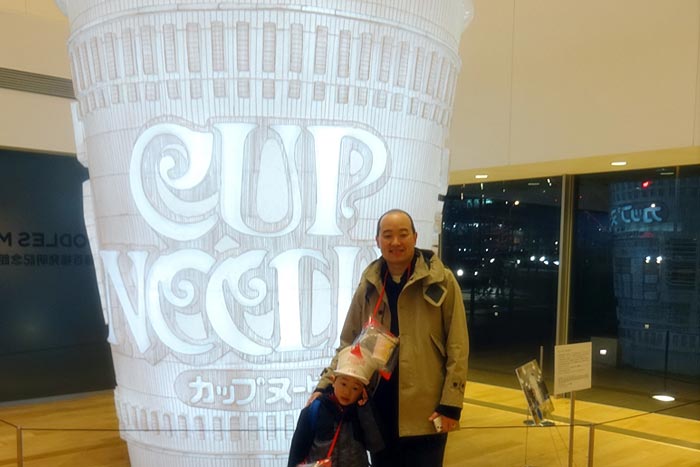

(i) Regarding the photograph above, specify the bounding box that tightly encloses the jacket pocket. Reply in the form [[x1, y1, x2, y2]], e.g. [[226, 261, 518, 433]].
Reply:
[[430, 333, 446, 358], [424, 283, 447, 307]]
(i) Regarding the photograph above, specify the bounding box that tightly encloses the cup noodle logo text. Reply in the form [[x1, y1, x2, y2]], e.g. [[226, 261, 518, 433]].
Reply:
[[98, 121, 392, 364]]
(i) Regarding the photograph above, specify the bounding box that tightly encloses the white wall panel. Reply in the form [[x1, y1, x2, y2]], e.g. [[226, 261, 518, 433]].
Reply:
[[450, 0, 514, 170], [0, 9, 70, 77], [0, 88, 75, 154], [450, 0, 700, 173]]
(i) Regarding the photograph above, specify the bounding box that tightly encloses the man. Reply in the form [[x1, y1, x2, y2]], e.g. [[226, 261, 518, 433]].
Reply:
[[313, 209, 469, 466]]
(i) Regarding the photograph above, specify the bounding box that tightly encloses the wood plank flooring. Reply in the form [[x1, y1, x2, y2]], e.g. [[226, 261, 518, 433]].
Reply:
[[448, 381, 700, 467], [0, 383, 697, 467]]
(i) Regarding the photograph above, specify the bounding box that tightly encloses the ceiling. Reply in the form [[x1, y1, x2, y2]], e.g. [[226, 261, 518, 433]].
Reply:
[[449, 146, 700, 184]]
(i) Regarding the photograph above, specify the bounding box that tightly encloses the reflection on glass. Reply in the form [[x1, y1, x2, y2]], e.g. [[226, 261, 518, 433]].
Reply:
[[444, 167, 700, 415], [442, 178, 562, 376], [573, 165, 700, 411]]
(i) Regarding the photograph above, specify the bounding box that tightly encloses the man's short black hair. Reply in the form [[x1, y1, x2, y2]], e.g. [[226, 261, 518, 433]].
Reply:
[[376, 209, 416, 237]]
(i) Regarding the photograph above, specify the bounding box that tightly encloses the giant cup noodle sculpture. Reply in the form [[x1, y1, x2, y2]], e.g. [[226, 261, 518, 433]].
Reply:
[[57, 0, 474, 465]]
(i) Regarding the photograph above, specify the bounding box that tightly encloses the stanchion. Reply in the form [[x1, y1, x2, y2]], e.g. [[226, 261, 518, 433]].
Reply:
[[568, 392, 575, 467], [16, 426, 23, 467], [587, 424, 595, 467]]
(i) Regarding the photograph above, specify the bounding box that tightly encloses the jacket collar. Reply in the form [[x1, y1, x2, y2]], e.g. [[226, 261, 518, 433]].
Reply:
[[366, 248, 446, 288]]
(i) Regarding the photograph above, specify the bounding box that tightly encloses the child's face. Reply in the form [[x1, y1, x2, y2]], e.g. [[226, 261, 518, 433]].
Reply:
[[332, 375, 365, 406]]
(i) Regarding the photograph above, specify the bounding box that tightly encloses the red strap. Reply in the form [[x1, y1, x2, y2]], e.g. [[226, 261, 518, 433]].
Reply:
[[326, 419, 343, 458], [373, 261, 412, 318], [302, 415, 343, 464], [372, 269, 389, 318]]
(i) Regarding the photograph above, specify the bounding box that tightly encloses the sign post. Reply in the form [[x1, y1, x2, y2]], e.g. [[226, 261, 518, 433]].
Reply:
[[554, 341, 592, 467]]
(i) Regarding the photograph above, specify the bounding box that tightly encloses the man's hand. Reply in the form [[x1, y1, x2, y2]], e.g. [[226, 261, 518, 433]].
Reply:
[[305, 391, 323, 407], [428, 412, 459, 432]]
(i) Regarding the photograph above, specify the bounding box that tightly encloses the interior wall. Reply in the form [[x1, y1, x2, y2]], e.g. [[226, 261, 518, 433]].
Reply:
[[0, 3, 70, 77], [0, 2, 74, 154], [0, 0, 699, 169], [450, 0, 700, 173], [0, 88, 75, 154], [0, 149, 115, 401]]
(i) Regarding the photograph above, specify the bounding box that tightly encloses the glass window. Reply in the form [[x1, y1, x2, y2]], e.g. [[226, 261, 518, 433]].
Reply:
[[443, 165, 700, 414], [442, 178, 561, 384], [572, 165, 700, 413]]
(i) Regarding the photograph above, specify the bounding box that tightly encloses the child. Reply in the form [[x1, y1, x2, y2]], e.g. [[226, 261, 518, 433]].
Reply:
[[287, 346, 383, 467]]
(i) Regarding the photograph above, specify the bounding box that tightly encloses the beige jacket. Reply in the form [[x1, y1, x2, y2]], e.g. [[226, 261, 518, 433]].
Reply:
[[318, 249, 469, 436]]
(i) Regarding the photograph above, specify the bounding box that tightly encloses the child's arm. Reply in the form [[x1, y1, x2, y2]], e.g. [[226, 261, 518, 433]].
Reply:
[[287, 405, 316, 467]]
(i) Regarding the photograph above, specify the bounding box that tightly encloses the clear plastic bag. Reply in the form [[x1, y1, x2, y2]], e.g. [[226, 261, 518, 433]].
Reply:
[[352, 315, 399, 380]]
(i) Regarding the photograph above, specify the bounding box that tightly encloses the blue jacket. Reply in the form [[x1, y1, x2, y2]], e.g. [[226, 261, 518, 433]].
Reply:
[[287, 392, 383, 467]]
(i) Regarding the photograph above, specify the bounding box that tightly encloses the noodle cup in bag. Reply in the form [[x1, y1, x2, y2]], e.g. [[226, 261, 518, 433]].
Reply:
[[353, 316, 398, 379]]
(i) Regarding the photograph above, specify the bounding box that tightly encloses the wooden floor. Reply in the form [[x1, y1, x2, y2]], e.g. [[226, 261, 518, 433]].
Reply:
[[447, 382, 700, 467], [0, 391, 128, 467], [0, 382, 698, 467]]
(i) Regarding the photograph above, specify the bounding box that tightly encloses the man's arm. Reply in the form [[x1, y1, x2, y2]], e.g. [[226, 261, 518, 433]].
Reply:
[[437, 269, 469, 419]]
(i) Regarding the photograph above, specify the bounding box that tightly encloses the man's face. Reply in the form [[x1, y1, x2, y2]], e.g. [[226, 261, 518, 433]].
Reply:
[[376, 212, 417, 272], [332, 375, 365, 406]]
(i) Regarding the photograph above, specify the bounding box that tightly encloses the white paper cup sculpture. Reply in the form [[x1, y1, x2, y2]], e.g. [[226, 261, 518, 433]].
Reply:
[[57, 1, 473, 465]]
